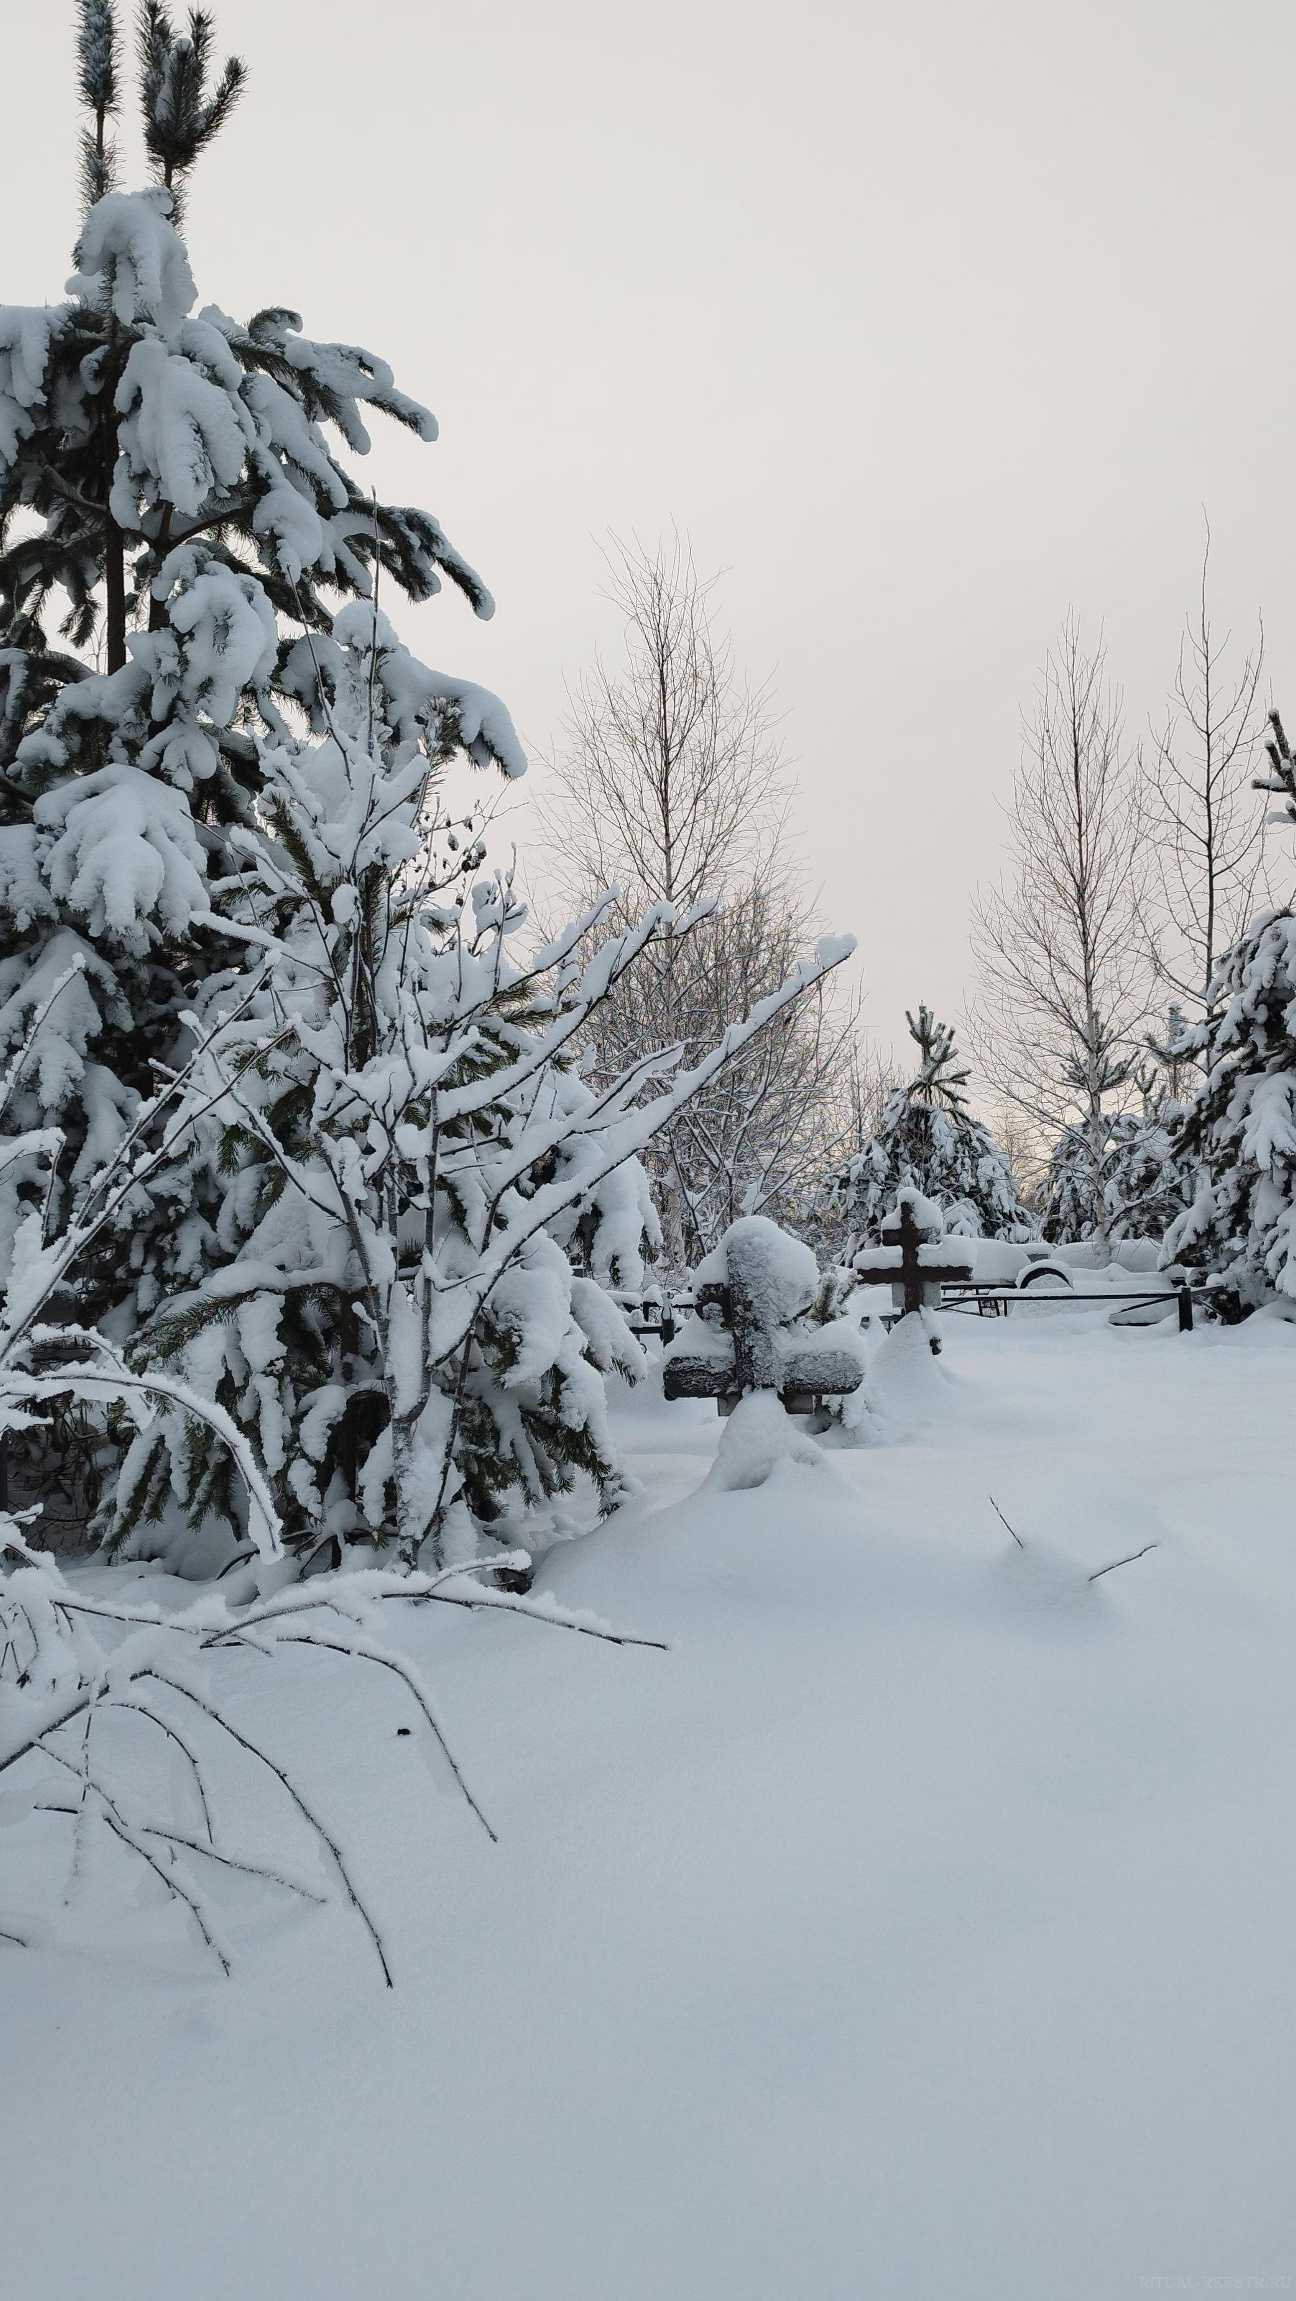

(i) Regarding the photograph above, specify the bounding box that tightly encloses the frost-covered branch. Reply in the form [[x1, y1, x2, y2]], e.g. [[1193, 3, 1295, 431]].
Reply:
[[0, 1542, 666, 1980]]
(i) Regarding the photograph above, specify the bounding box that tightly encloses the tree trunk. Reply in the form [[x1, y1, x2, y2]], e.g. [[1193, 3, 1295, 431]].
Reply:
[[104, 524, 127, 674], [103, 330, 127, 674]]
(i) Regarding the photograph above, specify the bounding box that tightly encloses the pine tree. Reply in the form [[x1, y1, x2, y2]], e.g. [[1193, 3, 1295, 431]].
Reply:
[[104, 613, 849, 1571], [1040, 1064, 1191, 1246], [1163, 709, 1296, 1309], [1037, 1125, 1094, 1245], [135, 4, 248, 226], [844, 1005, 1031, 1247], [1107, 1062, 1193, 1242], [0, 4, 855, 1564], [0, 2, 521, 1347], [76, 0, 122, 211]]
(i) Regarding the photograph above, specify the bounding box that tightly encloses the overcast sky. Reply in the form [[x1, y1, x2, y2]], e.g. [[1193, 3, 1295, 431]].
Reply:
[[4, 0, 1292, 1070]]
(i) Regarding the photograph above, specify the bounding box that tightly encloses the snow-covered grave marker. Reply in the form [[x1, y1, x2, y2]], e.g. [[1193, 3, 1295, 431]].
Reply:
[[851, 1196, 1200, 1337], [850, 1190, 975, 1324], [662, 1216, 864, 1417]]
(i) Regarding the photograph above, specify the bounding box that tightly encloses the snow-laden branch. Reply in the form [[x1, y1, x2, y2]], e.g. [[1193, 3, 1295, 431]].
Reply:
[[431, 936, 857, 1358], [3, 1364, 281, 1560], [0, 1546, 666, 1981]]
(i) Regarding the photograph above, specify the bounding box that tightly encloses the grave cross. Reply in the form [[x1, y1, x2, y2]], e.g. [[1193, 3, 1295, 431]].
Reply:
[[663, 1219, 864, 1414], [850, 1196, 973, 1318]]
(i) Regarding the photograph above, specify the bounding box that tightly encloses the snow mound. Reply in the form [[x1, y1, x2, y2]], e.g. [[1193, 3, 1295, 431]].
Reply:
[[704, 1391, 837, 1493], [867, 1307, 952, 1432]]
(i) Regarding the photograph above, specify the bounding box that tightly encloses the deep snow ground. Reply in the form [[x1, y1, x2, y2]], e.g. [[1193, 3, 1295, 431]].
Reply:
[[5, 1309, 1295, 2300]]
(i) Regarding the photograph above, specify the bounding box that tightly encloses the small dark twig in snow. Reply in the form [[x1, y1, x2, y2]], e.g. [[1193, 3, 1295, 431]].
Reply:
[[988, 1494, 1026, 1550], [1088, 1543, 1159, 1584], [267, 1628, 498, 1844]]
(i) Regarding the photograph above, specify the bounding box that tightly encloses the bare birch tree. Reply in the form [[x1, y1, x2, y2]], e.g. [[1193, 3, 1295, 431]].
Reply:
[[536, 533, 861, 1274], [834, 1036, 902, 1165], [1138, 529, 1269, 1037], [992, 1104, 1045, 1212], [638, 883, 863, 1252], [538, 533, 786, 920], [970, 617, 1149, 1250]]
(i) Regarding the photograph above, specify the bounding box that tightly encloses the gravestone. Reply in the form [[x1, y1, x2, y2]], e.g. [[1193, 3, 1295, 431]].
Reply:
[[663, 1216, 864, 1416]]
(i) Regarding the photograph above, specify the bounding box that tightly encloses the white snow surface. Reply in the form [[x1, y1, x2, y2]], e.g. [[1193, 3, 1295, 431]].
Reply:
[[5, 1311, 1296, 2298]]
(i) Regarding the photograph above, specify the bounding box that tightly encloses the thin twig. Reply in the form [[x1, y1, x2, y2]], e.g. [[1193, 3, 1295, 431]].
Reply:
[[140, 1669, 395, 1987], [100, 1808, 231, 1977], [112, 1697, 216, 1842], [988, 1493, 1026, 1549], [1088, 1542, 1159, 1584], [36, 1804, 325, 1902], [406, 1583, 669, 1650], [264, 1627, 498, 1844]]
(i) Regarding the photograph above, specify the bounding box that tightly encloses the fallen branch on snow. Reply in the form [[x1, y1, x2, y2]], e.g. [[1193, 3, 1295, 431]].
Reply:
[[0, 1541, 664, 1984], [1087, 1542, 1159, 1584]]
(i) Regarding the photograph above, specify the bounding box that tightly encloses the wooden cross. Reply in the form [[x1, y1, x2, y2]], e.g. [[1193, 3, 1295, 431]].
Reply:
[[663, 1225, 863, 1412], [851, 1197, 973, 1317]]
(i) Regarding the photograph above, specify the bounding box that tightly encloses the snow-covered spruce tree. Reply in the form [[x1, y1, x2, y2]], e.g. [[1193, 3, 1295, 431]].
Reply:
[[1039, 1066, 1192, 1246], [103, 612, 852, 1571], [843, 1005, 1031, 1247], [0, 5, 519, 1436], [1037, 1123, 1095, 1244], [1107, 1058, 1194, 1243], [1160, 710, 1296, 1309]]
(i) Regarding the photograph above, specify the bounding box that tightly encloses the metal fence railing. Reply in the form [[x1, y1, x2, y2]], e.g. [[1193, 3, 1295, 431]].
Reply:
[[939, 1281, 1199, 1331]]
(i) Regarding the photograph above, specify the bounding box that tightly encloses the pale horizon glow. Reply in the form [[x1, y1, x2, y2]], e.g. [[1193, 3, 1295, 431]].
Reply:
[[3, 0, 1292, 1079]]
